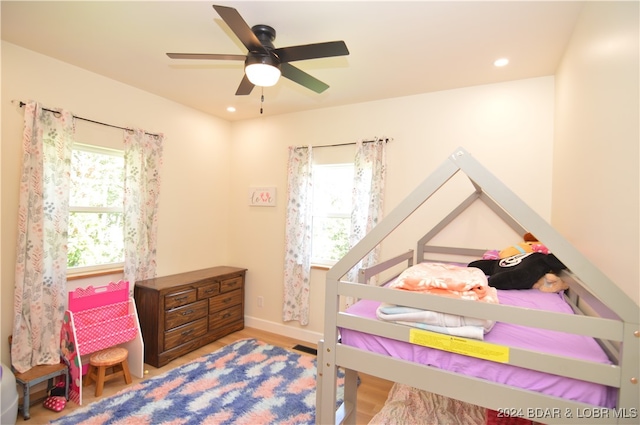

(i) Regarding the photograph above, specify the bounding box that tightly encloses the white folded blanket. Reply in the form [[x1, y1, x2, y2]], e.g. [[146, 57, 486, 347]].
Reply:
[[376, 304, 495, 340]]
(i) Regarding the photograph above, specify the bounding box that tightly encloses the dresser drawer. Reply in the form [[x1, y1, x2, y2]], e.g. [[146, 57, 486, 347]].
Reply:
[[164, 289, 197, 310], [220, 276, 243, 293], [165, 299, 208, 330], [197, 282, 220, 299], [164, 317, 208, 351], [209, 289, 242, 313], [208, 305, 243, 329]]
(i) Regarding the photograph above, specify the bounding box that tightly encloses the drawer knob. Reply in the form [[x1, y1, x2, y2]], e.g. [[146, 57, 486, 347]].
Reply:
[[182, 309, 194, 316], [175, 296, 188, 302], [223, 298, 232, 303], [182, 329, 194, 336]]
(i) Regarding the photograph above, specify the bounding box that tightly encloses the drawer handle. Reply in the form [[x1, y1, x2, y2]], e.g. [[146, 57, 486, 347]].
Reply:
[[204, 288, 216, 294], [223, 297, 232, 304], [174, 296, 188, 302], [182, 309, 194, 316], [222, 313, 231, 319], [181, 329, 194, 336]]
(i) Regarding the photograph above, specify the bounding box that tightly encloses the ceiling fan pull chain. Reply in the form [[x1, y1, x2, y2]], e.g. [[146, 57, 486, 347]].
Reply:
[[260, 87, 264, 115]]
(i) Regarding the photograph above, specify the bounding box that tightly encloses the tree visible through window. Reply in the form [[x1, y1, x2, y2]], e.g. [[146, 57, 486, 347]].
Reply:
[[67, 144, 124, 270], [311, 163, 354, 265]]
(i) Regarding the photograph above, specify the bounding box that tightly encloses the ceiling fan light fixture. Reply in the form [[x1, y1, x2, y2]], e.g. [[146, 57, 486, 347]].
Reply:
[[246, 63, 281, 86], [245, 55, 281, 87]]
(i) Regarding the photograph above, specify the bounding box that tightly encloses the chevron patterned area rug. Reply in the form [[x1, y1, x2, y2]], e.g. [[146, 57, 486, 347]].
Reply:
[[50, 338, 345, 425]]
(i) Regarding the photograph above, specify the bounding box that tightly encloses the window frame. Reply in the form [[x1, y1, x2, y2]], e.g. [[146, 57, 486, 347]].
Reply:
[[310, 162, 354, 267], [67, 142, 125, 275]]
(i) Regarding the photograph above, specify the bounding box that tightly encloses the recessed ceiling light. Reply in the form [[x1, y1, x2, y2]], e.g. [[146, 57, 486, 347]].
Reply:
[[494, 58, 509, 67], [226, 106, 236, 112]]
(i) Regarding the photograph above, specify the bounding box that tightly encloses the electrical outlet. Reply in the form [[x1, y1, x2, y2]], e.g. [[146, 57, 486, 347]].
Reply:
[[257, 296, 264, 308]]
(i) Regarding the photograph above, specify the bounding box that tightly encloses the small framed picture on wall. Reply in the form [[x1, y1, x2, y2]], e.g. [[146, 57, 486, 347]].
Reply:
[[248, 187, 276, 206]]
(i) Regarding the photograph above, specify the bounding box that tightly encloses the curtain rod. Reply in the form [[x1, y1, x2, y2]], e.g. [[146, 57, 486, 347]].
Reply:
[[295, 137, 392, 150], [15, 100, 161, 137]]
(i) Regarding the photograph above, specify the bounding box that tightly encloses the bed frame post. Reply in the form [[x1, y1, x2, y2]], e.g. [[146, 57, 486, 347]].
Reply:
[[315, 339, 325, 425], [618, 323, 640, 418], [342, 368, 359, 424], [318, 275, 341, 425]]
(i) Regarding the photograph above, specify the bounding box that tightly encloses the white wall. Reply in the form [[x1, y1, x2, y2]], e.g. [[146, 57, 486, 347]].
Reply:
[[228, 77, 556, 341], [553, 1, 639, 305], [1, 42, 233, 365]]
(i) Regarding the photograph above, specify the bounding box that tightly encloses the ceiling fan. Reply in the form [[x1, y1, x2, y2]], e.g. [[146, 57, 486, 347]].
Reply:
[[167, 4, 350, 95]]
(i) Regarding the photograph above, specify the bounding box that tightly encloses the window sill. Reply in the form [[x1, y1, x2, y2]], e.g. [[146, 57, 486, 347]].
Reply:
[[67, 267, 124, 281]]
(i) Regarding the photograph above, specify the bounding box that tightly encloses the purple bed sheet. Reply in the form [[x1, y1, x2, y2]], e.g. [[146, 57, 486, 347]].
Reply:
[[341, 289, 617, 408]]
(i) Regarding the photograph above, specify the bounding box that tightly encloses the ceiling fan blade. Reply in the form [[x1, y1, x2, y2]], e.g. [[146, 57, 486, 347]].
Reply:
[[212, 5, 266, 53], [281, 63, 329, 94], [235, 74, 255, 96], [273, 41, 349, 63], [167, 53, 246, 61]]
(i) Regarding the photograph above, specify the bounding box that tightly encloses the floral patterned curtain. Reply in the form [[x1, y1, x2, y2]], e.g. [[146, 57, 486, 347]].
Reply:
[[123, 129, 164, 288], [12, 101, 74, 373], [282, 146, 313, 325], [346, 139, 387, 300]]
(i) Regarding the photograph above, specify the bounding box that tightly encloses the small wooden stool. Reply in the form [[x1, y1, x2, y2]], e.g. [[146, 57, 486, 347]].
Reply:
[[84, 347, 132, 396]]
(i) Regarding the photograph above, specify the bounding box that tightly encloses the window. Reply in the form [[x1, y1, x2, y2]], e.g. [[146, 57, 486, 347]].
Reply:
[[311, 163, 354, 266], [67, 143, 125, 272]]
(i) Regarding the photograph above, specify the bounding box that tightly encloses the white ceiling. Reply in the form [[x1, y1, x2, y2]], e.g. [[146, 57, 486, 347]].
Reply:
[[1, 1, 585, 121]]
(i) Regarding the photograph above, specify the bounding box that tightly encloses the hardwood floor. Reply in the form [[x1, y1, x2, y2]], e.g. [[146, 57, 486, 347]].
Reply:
[[18, 327, 393, 424]]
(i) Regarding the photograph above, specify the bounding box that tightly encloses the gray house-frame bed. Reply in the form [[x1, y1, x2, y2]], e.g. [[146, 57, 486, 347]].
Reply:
[[316, 148, 639, 424]]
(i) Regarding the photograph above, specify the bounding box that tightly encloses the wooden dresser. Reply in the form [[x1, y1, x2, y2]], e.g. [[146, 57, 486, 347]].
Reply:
[[134, 266, 246, 368]]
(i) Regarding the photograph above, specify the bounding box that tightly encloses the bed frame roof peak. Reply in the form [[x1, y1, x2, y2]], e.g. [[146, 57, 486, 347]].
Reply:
[[328, 147, 638, 323]]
